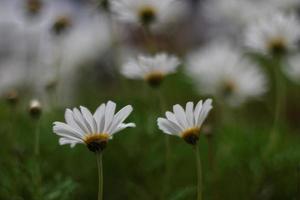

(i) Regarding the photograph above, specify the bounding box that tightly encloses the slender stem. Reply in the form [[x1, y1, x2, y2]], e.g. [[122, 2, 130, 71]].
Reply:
[[194, 145, 203, 200], [265, 62, 285, 156], [34, 119, 40, 156], [34, 119, 41, 200], [96, 153, 103, 200]]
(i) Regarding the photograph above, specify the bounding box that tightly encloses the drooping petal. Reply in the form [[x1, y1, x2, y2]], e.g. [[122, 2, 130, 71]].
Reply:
[[157, 118, 181, 136], [108, 105, 133, 133]]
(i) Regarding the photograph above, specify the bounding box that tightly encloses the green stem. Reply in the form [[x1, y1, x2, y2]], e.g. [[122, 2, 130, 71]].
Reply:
[[34, 119, 41, 200], [194, 145, 203, 200], [96, 153, 103, 200], [34, 119, 40, 156], [265, 62, 285, 156]]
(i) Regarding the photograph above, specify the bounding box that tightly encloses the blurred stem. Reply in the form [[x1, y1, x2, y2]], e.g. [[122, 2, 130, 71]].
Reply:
[[142, 26, 156, 54], [194, 145, 203, 200], [96, 152, 103, 200], [34, 119, 40, 156], [265, 60, 285, 156], [156, 89, 171, 199], [34, 119, 41, 200]]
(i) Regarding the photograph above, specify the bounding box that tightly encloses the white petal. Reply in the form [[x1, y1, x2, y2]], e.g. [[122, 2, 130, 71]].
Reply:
[[80, 106, 97, 133], [194, 100, 203, 124], [108, 105, 133, 133], [72, 108, 90, 134], [173, 104, 188, 129], [112, 122, 136, 134], [185, 102, 194, 127], [103, 101, 116, 133], [53, 122, 83, 140], [197, 99, 213, 127], [157, 118, 181, 136], [165, 111, 184, 131], [94, 103, 106, 133], [64, 109, 84, 135]]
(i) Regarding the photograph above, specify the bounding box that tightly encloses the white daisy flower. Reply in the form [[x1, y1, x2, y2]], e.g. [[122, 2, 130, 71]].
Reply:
[[244, 12, 300, 56], [110, 0, 183, 27], [284, 54, 300, 83], [121, 53, 180, 87], [157, 99, 213, 145], [53, 101, 136, 152], [187, 42, 268, 106]]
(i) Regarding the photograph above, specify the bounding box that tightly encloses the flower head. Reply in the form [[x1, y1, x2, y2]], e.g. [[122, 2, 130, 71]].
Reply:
[[121, 53, 180, 87], [157, 99, 213, 145], [29, 99, 42, 119], [244, 12, 300, 56], [53, 101, 135, 152], [187, 42, 267, 106], [110, 0, 182, 27]]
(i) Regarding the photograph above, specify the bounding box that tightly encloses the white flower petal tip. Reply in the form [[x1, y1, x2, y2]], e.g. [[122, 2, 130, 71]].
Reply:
[[121, 53, 180, 87], [52, 101, 135, 152], [157, 99, 213, 145]]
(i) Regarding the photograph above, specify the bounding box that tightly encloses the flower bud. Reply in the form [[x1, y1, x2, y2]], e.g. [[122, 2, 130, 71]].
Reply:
[[29, 99, 42, 119]]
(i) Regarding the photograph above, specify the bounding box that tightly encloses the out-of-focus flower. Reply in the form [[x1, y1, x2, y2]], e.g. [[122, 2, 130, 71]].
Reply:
[[187, 42, 267, 106], [244, 13, 300, 56], [266, 0, 300, 11], [29, 99, 42, 119], [110, 0, 185, 28], [53, 101, 135, 152], [121, 53, 180, 87], [284, 54, 300, 83], [157, 99, 213, 145]]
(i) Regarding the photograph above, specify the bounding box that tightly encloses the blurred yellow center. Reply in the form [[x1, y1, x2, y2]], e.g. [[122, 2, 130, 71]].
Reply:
[[181, 127, 200, 145], [222, 80, 236, 97], [27, 0, 42, 14], [267, 37, 286, 55], [52, 16, 71, 34], [138, 6, 156, 25], [145, 71, 164, 87], [83, 133, 110, 145]]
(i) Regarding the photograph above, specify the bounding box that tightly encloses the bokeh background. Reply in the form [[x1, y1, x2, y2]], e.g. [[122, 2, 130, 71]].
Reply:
[[1, 0, 300, 199]]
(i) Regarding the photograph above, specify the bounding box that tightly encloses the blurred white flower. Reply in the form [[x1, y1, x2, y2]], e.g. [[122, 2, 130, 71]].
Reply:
[[187, 42, 268, 106], [110, 0, 185, 28], [284, 54, 300, 83], [61, 13, 112, 69], [244, 12, 300, 56], [53, 101, 136, 152], [157, 99, 213, 145], [265, 0, 300, 11], [29, 99, 42, 118], [121, 53, 180, 87]]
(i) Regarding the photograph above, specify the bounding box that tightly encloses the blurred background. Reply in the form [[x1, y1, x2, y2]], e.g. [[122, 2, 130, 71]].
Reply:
[[1, 0, 300, 199]]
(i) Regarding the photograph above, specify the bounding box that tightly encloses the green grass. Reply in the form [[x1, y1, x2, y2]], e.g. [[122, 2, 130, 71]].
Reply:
[[0, 71, 300, 200]]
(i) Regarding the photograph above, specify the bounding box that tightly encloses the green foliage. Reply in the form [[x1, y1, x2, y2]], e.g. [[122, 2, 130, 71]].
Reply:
[[0, 71, 300, 200]]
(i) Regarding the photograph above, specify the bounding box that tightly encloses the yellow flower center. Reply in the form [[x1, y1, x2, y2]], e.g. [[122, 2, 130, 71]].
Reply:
[[26, 0, 42, 15], [138, 6, 156, 26], [267, 37, 287, 56], [145, 71, 164, 87], [181, 127, 200, 145], [52, 16, 71, 35], [222, 80, 236, 97], [84, 133, 110, 153]]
